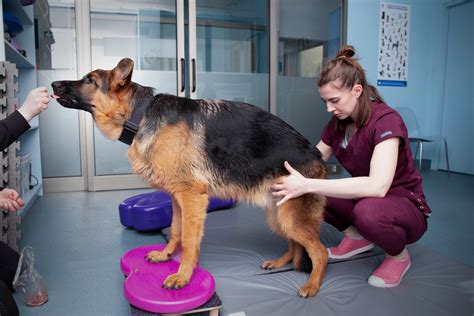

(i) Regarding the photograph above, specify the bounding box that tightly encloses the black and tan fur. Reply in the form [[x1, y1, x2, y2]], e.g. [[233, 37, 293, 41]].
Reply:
[[52, 58, 328, 297]]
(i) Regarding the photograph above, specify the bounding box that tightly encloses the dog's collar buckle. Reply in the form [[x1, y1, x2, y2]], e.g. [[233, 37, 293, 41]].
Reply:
[[119, 120, 139, 145]]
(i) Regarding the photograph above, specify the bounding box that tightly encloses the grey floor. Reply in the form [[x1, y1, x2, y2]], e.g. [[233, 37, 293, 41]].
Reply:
[[13, 170, 473, 315]]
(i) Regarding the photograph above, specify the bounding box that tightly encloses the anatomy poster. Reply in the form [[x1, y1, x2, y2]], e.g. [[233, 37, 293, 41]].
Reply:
[[377, 2, 410, 87]]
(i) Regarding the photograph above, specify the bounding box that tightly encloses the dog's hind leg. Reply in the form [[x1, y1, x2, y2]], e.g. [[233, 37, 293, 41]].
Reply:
[[292, 242, 305, 271], [162, 184, 208, 289], [261, 240, 296, 270], [278, 195, 328, 298], [296, 238, 327, 297], [146, 197, 182, 262]]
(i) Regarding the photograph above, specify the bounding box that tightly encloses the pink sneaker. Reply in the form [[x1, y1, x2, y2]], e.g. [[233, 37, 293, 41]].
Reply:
[[368, 253, 411, 288], [327, 236, 375, 259]]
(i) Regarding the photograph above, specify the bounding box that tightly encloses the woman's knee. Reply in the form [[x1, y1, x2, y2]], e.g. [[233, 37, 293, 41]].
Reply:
[[352, 197, 414, 255], [352, 198, 389, 232], [324, 197, 356, 231]]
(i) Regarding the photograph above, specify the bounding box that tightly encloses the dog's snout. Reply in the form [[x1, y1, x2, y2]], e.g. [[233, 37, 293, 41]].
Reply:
[[51, 81, 63, 93]]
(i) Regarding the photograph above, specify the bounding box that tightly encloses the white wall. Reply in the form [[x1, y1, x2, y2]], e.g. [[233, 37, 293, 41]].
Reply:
[[347, 0, 454, 170]]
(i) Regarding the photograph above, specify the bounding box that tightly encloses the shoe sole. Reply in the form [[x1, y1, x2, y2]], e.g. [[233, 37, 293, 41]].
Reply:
[[327, 243, 375, 260], [368, 261, 411, 288]]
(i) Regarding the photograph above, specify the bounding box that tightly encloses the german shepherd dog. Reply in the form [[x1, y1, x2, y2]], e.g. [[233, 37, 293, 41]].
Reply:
[[51, 58, 328, 297]]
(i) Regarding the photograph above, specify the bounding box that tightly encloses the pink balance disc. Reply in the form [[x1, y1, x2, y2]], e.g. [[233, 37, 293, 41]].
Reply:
[[121, 244, 181, 275], [120, 244, 214, 314]]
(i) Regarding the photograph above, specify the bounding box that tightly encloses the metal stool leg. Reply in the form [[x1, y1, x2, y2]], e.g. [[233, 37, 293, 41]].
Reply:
[[444, 139, 450, 174], [414, 141, 420, 160], [413, 140, 420, 170], [418, 141, 423, 171]]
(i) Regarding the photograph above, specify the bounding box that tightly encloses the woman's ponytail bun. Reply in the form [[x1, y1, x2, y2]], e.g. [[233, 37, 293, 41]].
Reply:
[[336, 45, 356, 59]]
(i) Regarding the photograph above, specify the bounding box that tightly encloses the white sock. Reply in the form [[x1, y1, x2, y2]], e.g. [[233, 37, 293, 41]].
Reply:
[[343, 226, 363, 239]]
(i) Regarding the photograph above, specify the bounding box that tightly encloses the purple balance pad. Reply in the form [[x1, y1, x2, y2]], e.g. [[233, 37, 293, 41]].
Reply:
[[120, 244, 215, 314], [119, 191, 235, 231]]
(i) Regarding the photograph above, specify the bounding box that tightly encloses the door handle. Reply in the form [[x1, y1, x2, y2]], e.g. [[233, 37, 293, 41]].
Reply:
[[191, 58, 196, 93], [180, 58, 185, 93]]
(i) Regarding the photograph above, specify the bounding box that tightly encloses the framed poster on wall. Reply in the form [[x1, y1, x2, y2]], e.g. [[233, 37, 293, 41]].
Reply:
[[377, 2, 410, 87]]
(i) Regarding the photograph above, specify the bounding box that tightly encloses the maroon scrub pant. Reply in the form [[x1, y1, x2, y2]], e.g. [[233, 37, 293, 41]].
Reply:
[[324, 195, 428, 256]]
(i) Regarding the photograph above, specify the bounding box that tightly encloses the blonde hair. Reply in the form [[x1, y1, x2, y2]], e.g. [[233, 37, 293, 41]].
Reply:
[[318, 45, 384, 131]]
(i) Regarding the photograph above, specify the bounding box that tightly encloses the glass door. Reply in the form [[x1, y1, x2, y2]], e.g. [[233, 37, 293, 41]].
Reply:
[[89, 0, 179, 189], [88, 0, 269, 190], [38, 0, 84, 192], [41, 0, 340, 192], [276, 0, 343, 144], [190, 0, 269, 109]]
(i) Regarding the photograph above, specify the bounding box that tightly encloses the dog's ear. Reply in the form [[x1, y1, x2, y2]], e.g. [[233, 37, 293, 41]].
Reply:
[[111, 58, 134, 88]]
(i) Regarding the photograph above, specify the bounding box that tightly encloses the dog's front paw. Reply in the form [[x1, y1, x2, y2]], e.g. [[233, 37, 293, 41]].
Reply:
[[297, 283, 319, 298], [145, 250, 172, 263], [261, 260, 279, 270], [162, 273, 190, 289]]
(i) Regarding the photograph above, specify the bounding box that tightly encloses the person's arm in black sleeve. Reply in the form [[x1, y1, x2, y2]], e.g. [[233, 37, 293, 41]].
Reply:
[[0, 87, 50, 151], [0, 111, 30, 151]]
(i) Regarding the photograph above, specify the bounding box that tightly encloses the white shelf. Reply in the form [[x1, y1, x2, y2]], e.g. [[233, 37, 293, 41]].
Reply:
[[4, 39, 35, 68], [1, 1, 43, 223]]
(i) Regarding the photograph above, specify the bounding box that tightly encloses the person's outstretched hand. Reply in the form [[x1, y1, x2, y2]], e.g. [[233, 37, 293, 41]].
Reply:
[[0, 188, 25, 211], [272, 161, 309, 206], [18, 87, 50, 122]]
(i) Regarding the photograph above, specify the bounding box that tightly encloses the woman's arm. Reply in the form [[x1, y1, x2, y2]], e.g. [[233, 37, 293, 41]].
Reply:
[[273, 137, 400, 206], [0, 87, 50, 151], [0, 112, 30, 151], [316, 140, 333, 162]]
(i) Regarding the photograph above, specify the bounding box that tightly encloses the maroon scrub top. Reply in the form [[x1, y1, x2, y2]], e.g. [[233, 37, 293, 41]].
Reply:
[[321, 101, 431, 216]]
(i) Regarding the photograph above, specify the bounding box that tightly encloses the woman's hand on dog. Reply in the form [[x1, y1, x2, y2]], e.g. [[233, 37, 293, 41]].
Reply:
[[272, 161, 309, 206], [18, 87, 50, 122]]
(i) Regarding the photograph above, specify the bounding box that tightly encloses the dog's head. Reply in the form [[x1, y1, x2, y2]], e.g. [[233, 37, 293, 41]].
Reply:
[[51, 58, 136, 139]]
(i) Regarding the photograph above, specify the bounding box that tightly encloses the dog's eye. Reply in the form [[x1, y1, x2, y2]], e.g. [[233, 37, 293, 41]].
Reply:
[[83, 77, 96, 85]]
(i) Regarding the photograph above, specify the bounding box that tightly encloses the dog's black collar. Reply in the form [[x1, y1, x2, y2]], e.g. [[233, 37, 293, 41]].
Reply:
[[118, 94, 153, 145]]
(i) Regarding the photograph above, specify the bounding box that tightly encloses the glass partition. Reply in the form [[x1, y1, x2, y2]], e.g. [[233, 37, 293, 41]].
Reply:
[[38, 0, 341, 187], [195, 0, 269, 109], [37, 0, 80, 177], [90, 0, 177, 176], [276, 0, 342, 144]]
